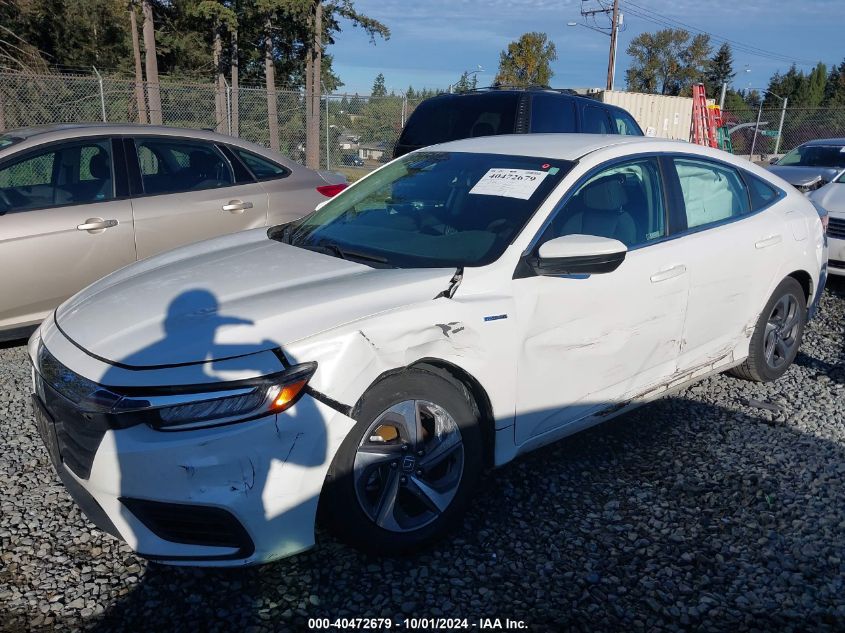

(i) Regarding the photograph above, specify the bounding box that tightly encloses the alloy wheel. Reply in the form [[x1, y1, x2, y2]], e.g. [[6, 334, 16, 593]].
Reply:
[[353, 400, 465, 533], [763, 293, 801, 370]]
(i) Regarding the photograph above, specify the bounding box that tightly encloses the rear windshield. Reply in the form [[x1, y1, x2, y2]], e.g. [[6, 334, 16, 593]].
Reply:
[[399, 93, 520, 147]]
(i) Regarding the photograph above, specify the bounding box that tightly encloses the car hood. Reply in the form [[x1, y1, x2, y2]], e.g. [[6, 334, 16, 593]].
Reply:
[[768, 165, 842, 187], [809, 182, 845, 215], [55, 229, 456, 368]]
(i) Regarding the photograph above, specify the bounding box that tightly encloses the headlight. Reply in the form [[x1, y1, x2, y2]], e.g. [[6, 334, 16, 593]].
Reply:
[[34, 342, 317, 431], [118, 362, 318, 430]]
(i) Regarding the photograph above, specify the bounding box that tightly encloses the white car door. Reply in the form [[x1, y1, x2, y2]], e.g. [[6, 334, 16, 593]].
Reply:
[[128, 137, 268, 260], [668, 157, 786, 373], [512, 156, 689, 445]]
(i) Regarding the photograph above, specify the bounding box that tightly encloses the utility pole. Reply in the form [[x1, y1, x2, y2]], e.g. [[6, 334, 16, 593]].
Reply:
[[607, 0, 619, 91], [579, 0, 621, 91]]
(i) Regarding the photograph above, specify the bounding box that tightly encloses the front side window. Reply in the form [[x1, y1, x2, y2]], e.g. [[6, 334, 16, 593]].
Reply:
[[582, 106, 612, 134], [233, 148, 289, 179], [538, 157, 666, 249], [278, 151, 573, 268], [675, 158, 750, 229], [134, 138, 233, 195], [530, 95, 576, 133], [0, 139, 114, 214]]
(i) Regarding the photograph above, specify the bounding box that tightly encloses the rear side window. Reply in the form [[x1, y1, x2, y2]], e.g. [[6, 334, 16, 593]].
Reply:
[[530, 94, 576, 133], [674, 158, 750, 229], [746, 174, 780, 210], [233, 148, 289, 180], [0, 140, 114, 213], [582, 106, 612, 134], [398, 93, 520, 147], [611, 109, 641, 135], [134, 138, 233, 195]]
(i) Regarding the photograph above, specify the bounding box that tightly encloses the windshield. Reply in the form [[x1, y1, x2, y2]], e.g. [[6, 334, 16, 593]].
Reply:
[[276, 151, 573, 268], [777, 144, 845, 168]]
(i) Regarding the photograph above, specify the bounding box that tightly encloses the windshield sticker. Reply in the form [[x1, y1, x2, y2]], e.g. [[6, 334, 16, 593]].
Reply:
[[469, 168, 549, 200]]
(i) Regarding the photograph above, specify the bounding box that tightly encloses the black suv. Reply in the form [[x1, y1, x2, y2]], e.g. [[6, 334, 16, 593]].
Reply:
[[393, 87, 643, 158]]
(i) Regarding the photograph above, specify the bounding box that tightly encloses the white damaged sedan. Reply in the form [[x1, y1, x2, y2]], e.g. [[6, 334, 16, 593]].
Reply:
[[29, 135, 826, 566]]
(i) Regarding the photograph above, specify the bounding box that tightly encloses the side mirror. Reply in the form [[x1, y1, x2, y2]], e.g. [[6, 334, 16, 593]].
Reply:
[[769, 156, 779, 165], [532, 234, 627, 276]]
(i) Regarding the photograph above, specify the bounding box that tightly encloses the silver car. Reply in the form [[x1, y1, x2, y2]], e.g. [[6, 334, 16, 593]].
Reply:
[[767, 138, 845, 193], [0, 124, 346, 341]]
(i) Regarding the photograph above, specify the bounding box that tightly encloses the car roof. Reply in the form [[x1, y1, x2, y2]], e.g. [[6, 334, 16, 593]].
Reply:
[[425, 133, 665, 161], [0, 122, 307, 171], [1, 123, 231, 143], [425, 87, 604, 105], [802, 138, 845, 147]]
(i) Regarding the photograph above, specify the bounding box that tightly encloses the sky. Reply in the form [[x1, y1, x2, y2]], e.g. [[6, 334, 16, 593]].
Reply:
[[328, 0, 845, 96]]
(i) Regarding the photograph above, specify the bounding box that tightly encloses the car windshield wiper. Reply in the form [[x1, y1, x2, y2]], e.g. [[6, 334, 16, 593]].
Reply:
[[309, 240, 390, 266]]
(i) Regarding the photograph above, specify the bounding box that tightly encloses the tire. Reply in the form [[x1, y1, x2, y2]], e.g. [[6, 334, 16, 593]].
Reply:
[[730, 277, 806, 382], [321, 367, 483, 555]]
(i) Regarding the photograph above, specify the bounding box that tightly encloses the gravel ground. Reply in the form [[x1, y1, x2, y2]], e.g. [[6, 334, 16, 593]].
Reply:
[[1, 279, 844, 633]]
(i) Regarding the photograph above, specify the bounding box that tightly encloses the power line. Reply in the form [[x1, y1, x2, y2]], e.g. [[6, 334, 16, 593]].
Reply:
[[623, 1, 818, 66]]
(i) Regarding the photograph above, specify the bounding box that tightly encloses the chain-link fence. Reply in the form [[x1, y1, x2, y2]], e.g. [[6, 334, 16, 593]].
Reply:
[[721, 107, 845, 158], [0, 70, 425, 178]]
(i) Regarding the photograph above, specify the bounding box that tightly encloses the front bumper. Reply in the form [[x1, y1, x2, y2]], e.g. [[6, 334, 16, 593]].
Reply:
[[828, 235, 845, 277], [31, 337, 356, 567]]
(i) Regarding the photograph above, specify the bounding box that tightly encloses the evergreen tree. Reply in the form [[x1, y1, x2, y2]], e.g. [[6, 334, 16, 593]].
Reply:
[[823, 60, 845, 106], [705, 43, 735, 98], [371, 72, 387, 97]]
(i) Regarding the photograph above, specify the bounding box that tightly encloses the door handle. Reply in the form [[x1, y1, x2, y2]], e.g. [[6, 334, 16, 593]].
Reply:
[[222, 200, 254, 214], [650, 264, 686, 283], [755, 234, 782, 249], [77, 218, 118, 233]]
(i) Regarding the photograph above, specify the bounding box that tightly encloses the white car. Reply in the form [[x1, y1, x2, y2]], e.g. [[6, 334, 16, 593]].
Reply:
[[810, 174, 845, 276], [29, 134, 826, 566]]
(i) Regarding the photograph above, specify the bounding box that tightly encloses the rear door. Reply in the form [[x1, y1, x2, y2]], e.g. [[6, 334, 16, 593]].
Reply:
[[0, 137, 135, 331], [666, 156, 785, 372], [227, 146, 324, 225], [127, 136, 268, 260]]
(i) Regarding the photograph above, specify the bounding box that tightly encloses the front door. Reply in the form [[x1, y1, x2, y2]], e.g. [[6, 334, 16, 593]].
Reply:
[[0, 138, 135, 331], [128, 137, 268, 260], [513, 156, 688, 444]]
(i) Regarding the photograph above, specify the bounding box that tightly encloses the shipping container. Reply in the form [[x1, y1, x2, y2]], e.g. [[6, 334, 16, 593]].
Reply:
[[596, 90, 702, 141]]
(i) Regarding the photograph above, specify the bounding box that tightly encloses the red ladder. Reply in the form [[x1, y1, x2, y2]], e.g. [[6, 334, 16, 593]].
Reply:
[[690, 83, 718, 148]]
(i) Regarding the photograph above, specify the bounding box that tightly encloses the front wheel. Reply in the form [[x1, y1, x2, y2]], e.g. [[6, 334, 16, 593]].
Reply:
[[730, 277, 806, 382], [321, 367, 483, 555]]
